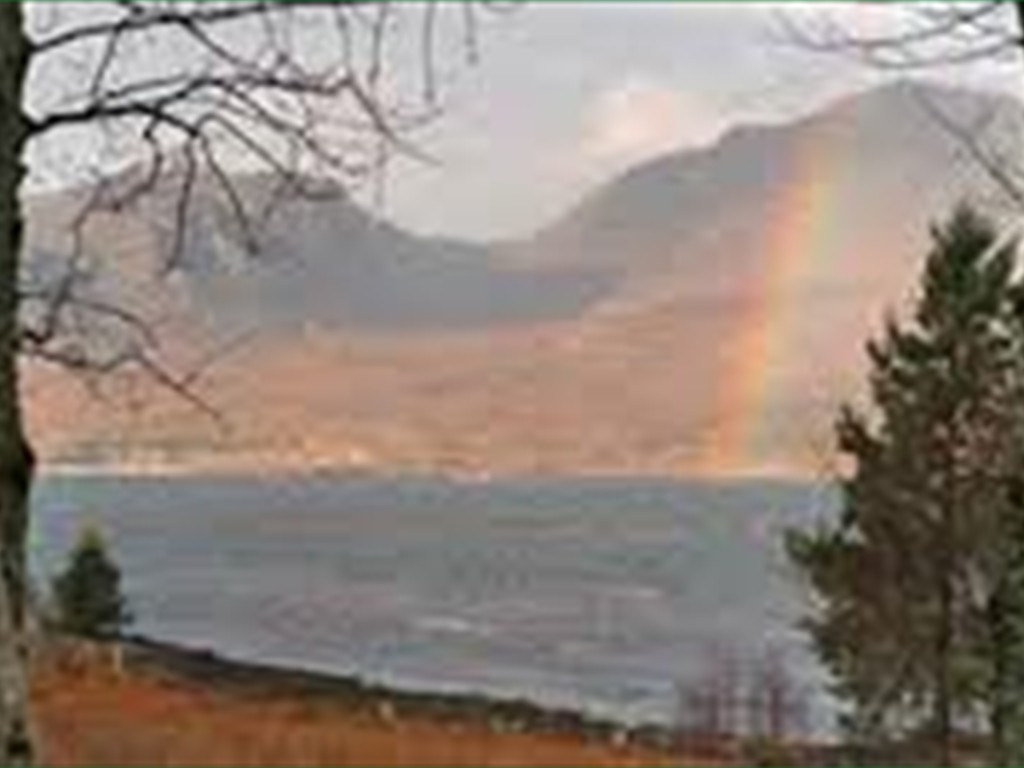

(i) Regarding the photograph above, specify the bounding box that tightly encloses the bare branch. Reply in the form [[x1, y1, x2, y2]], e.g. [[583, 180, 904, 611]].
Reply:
[[25, 340, 225, 427], [32, 2, 287, 57], [17, 0, 501, 437], [912, 87, 1024, 209], [780, 2, 1024, 209], [778, 3, 1015, 71]]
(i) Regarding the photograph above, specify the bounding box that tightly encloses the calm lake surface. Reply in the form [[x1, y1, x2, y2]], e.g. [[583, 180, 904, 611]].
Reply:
[[30, 473, 836, 728]]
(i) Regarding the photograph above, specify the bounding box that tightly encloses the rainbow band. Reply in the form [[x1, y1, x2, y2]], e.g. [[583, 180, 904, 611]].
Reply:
[[699, 118, 848, 475]]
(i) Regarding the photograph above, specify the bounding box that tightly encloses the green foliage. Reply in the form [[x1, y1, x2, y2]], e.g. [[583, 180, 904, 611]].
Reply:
[[51, 525, 131, 640], [786, 203, 1024, 763]]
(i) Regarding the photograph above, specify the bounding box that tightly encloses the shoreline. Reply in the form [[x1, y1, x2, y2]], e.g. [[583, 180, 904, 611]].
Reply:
[[38, 464, 817, 487], [41, 634, 834, 764], [121, 634, 681, 754]]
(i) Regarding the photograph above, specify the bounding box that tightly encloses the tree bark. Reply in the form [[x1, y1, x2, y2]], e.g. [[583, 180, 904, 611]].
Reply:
[[0, 3, 35, 765]]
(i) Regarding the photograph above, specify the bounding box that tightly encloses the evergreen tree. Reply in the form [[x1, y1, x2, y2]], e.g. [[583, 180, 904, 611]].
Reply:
[[985, 276, 1024, 765], [51, 526, 131, 641], [988, 477, 1024, 765], [786, 204, 1024, 764]]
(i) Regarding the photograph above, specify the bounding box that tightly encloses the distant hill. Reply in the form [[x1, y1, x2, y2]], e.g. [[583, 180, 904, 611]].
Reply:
[[23, 80, 1024, 476]]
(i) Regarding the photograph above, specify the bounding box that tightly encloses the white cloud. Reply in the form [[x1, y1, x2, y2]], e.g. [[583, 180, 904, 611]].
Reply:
[[580, 76, 722, 168]]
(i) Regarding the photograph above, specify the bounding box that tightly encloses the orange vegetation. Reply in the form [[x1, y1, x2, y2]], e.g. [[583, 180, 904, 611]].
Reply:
[[31, 643, 693, 767]]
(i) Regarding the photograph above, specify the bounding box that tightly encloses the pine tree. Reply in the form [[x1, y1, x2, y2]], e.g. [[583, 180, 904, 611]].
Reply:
[[988, 477, 1024, 765], [986, 276, 1024, 765], [787, 204, 1024, 764], [51, 526, 131, 641]]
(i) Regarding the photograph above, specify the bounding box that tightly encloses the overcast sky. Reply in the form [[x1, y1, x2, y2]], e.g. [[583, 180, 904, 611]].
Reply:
[[375, 2, 1024, 240]]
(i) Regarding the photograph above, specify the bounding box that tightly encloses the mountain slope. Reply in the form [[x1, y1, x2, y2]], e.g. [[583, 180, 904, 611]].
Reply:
[[24, 81, 1024, 476]]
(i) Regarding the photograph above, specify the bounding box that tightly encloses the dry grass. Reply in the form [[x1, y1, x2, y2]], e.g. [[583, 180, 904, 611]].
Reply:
[[31, 644, 694, 766]]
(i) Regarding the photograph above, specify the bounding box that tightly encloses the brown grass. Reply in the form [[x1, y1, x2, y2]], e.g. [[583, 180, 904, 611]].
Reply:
[[31, 643, 697, 766]]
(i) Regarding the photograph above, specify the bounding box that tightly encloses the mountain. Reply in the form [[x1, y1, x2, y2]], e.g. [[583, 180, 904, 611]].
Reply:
[[23, 80, 1024, 476]]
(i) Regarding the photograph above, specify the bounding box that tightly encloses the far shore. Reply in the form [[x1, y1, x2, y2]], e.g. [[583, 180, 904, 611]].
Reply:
[[37, 461, 816, 484]]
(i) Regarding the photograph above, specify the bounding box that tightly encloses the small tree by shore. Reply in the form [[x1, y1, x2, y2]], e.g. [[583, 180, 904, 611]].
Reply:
[[51, 526, 131, 641]]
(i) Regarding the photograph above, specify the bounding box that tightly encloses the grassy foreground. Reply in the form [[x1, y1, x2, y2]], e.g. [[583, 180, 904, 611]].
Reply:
[[30, 637, 696, 766]]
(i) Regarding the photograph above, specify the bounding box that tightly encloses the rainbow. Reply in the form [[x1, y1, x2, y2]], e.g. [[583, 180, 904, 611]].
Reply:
[[698, 118, 851, 476]]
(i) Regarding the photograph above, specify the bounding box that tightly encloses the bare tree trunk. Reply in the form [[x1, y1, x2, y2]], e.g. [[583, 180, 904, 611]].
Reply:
[[0, 3, 35, 765]]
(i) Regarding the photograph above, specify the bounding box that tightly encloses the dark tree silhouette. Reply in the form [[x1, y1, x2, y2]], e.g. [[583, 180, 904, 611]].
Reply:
[[787, 205, 1024, 766], [51, 526, 130, 641]]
